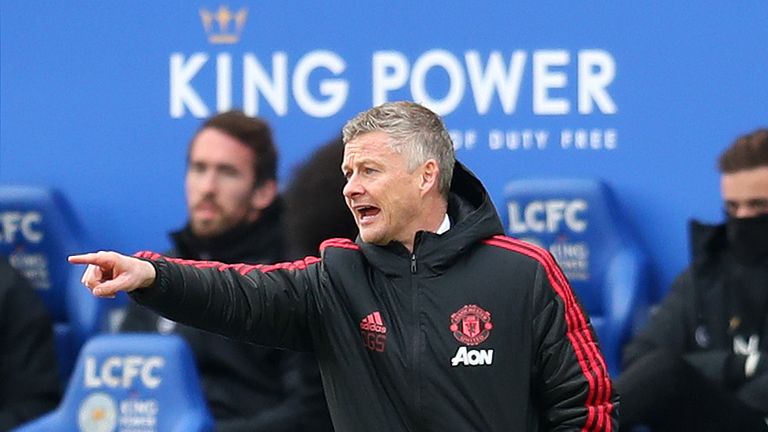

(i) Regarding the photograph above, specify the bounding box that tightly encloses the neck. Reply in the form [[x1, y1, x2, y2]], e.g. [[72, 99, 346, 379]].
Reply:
[[403, 196, 448, 252]]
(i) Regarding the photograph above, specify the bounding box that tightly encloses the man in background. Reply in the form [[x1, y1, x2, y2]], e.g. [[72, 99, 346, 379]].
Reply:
[[617, 128, 768, 431], [0, 256, 60, 430], [120, 110, 331, 431]]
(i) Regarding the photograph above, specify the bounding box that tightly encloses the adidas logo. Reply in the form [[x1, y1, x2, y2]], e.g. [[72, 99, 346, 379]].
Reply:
[[360, 311, 388, 352], [360, 311, 387, 334]]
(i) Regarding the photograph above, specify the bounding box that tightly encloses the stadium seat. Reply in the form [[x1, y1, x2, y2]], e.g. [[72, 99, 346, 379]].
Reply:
[[0, 185, 127, 381], [503, 178, 651, 376], [14, 334, 214, 432]]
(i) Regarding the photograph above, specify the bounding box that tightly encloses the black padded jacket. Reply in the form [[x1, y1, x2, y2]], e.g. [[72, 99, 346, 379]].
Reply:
[[131, 163, 618, 431], [623, 220, 768, 413]]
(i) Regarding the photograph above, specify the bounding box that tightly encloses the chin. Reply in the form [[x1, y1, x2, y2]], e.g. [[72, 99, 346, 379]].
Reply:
[[358, 231, 381, 245]]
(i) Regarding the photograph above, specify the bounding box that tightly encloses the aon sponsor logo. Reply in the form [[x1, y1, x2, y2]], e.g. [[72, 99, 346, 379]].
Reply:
[[451, 346, 494, 366]]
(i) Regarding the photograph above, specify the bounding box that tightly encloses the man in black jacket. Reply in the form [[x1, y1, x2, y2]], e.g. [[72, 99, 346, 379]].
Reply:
[[73, 101, 618, 431], [0, 257, 60, 430], [616, 128, 768, 431], [119, 110, 331, 432]]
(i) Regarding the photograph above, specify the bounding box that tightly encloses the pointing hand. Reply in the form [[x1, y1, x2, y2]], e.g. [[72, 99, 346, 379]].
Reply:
[[68, 251, 156, 297]]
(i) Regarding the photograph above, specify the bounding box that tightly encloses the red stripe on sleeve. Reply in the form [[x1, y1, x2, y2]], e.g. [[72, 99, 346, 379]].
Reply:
[[482, 235, 613, 431], [134, 251, 162, 260], [133, 251, 321, 276], [320, 238, 360, 251]]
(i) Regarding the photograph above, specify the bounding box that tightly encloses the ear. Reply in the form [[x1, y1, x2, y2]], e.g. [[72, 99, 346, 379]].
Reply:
[[250, 179, 278, 211], [419, 160, 440, 196]]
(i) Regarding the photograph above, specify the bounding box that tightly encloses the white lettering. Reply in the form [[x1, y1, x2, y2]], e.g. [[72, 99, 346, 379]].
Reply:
[[578, 50, 617, 114], [533, 50, 569, 115], [488, 129, 548, 151], [561, 128, 618, 150], [451, 346, 494, 366], [243, 52, 288, 116], [84, 356, 101, 388], [450, 129, 478, 151], [169, 53, 209, 118], [372, 51, 409, 106], [169, 48, 617, 118], [465, 50, 526, 115], [120, 399, 159, 416], [293, 50, 348, 118], [83, 355, 165, 389], [0, 211, 43, 243], [216, 53, 232, 112], [507, 199, 588, 234], [410, 49, 465, 116]]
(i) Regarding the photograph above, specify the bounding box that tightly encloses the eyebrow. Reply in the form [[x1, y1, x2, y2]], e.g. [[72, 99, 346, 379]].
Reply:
[[341, 157, 380, 172]]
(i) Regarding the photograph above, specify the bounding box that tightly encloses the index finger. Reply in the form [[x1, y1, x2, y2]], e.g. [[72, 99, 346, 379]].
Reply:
[[68, 253, 105, 265]]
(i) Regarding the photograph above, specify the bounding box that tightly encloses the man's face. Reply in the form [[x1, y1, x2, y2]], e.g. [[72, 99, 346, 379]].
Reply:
[[342, 131, 425, 248], [721, 166, 768, 218], [186, 128, 258, 238]]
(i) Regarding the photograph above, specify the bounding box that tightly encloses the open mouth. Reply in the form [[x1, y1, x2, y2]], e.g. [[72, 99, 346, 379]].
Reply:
[[356, 205, 380, 223]]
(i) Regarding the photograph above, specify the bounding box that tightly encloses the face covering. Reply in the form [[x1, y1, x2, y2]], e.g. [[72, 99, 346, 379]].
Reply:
[[726, 213, 768, 265]]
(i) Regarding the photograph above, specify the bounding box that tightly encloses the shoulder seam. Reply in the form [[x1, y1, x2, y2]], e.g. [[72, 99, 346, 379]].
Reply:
[[320, 238, 360, 251]]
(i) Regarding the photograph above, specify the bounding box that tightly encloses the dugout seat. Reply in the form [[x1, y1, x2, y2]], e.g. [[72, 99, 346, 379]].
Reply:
[[0, 185, 127, 382], [14, 334, 214, 432], [503, 178, 651, 376]]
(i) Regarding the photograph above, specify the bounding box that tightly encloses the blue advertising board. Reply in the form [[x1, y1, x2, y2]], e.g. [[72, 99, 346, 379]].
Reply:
[[2, 2, 767, 300]]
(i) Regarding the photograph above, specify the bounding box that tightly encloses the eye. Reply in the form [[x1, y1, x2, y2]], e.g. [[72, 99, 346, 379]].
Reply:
[[363, 167, 376, 175], [749, 199, 768, 212], [188, 162, 206, 174], [219, 166, 240, 178]]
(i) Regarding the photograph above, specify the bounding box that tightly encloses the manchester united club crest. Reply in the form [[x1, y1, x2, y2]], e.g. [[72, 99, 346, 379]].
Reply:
[[450, 304, 493, 346]]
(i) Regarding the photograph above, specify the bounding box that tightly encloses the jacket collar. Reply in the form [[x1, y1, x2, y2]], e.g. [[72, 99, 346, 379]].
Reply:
[[357, 161, 503, 276]]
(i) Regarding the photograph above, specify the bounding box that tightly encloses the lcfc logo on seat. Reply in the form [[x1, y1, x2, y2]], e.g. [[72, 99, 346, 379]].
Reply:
[[84, 355, 165, 389], [78, 392, 118, 432]]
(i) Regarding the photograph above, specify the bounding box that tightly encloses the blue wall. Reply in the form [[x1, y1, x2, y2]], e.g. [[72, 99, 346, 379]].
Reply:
[[2, 2, 767, 300]]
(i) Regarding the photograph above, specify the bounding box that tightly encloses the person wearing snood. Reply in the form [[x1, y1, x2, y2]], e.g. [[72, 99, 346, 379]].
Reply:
[[617, 128, 768, 431], [119, 110, 332, 432]]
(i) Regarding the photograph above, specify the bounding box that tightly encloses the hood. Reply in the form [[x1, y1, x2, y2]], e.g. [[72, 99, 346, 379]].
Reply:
[[688, 219, 729, 277], [358, 161, 503, 276]]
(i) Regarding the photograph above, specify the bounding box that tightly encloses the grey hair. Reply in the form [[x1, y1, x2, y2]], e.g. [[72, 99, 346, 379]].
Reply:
[[342, 101, 455, 197]]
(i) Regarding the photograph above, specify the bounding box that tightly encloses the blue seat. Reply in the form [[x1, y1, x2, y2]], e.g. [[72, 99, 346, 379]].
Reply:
[[503, 178, 651, 376], [14, 334, 214, 432], [0, 185, 127, 381]]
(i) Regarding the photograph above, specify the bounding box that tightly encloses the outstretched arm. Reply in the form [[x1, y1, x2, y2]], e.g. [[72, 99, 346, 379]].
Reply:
[[68, 251, 156, 297], [72, 251, 322, 351]]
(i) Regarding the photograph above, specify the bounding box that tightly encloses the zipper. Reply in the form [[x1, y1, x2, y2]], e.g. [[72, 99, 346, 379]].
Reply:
[[409, 238, 425, 428]]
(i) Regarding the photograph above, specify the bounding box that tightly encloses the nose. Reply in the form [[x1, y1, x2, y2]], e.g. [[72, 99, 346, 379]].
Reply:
[[343, 174, 364, 199], [734, 207, 753, 218], [189, 168, 219, 197], [203, 170, 220, 192], [734, 206, 761, 219]]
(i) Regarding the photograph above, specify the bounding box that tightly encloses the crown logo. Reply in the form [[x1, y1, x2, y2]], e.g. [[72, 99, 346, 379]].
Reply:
[[199, 6, 248, 44]]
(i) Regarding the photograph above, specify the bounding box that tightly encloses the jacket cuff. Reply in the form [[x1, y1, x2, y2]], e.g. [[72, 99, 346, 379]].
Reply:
[[128, 257, 170, 305]]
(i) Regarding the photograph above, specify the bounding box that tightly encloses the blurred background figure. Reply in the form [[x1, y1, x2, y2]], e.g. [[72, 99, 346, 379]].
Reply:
[[616, 128, 768, 431], [283, 135, 357, 259], [119, 110, 331, 432], [0, 256, 60, 430], [281, 134, 358, 432]]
